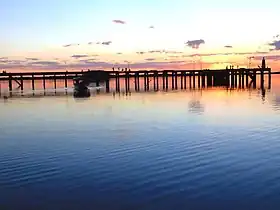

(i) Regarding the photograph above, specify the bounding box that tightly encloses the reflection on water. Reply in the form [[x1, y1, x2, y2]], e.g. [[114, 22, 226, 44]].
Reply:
[[1, 76, 280, 209], [188, 100, 205, 114]]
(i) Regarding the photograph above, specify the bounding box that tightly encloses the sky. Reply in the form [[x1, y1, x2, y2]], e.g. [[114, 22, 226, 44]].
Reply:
[[1, 0, 280, 72]]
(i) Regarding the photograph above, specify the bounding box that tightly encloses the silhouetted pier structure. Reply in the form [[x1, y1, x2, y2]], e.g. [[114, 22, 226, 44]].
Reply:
[[0, 60, 272, 95]]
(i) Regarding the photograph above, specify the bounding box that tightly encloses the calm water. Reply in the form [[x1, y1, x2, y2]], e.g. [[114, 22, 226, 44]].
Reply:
[[1, 76, 280, 210]]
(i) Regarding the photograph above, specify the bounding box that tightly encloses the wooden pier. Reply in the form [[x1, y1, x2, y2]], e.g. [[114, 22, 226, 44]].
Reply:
[[0, 66, 272, 95]]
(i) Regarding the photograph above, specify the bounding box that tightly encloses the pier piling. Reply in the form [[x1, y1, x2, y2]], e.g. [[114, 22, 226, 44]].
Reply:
[[54, 73, 57, 90], [65, 73, 68, 89], [32, 74, 35, 90]]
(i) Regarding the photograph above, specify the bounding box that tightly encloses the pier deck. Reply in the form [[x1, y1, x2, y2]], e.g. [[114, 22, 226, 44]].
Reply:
[[0, 68, 272, 94]]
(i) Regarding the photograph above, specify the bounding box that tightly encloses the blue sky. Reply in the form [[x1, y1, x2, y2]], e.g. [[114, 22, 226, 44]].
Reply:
[[0, 0, 280, 71]]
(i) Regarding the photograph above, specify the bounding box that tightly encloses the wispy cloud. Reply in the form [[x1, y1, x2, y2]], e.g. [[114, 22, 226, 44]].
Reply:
[[138, 50, 183, 54], [26, 57, 39, 61], [88, 42, 93, 45], [116, 52, 122, 55], [71, 54, 88, 59], [224, 45, 233, 48], [145, 58, 156, 61], [148, 50, 164, 53], [31, 61, 61, 66], [0, 63, 25, 69], [169, 55, 180, 58], [0, 59, 24, 65], [96, 41, 112, 45], [79, 58, 97, 64], [62, 43, 80, 47], [185, 39, 205, 49], [149, 25, 154, 29], [165, 51, 183, 54], [136, 51, 145, 55], [113, 20, 126, 24]]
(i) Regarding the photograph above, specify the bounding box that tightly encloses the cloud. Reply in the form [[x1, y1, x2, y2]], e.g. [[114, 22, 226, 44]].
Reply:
[[71, 54, 88, 59], [169, 60, 186, 64], [149, 25, 154, 29], [79, 59, 97, 64], [116, 52, 122, 55], [145, 58, 156, 61], [97, 41, 112, 45], [62, 43, 80, 47], [148, 50, 164, 53], [0, 59, 24, 65], [30, 61, 61, 66], [138, 50, 183, 54], [165, 51, 183, 54], [268, 40, 280, 51], [224, 45, 233, 48], [0, 57, 8, 60], [113, 20, 126, 24], [26, 57, 39, 61], [185, 39, 205, 49], [0, 64, 25, 69], [255, 51, 270, 54], [0, 60, 63, 70], [88, 42, 93, 45], [169, 55, 180, 58]]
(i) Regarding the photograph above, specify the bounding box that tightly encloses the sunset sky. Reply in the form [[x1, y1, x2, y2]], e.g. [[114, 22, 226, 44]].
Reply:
[[1, 0, 280, 72]]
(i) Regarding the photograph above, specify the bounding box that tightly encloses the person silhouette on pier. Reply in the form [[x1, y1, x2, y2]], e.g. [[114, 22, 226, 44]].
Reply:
[[262, 57, 266, 69]]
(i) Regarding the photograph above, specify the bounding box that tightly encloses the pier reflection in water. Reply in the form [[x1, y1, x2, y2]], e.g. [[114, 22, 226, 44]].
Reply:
[[0, 76, 280, 209]]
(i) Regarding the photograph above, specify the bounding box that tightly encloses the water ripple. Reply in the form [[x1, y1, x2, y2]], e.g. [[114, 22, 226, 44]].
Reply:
[[1, 88, 280, 209]]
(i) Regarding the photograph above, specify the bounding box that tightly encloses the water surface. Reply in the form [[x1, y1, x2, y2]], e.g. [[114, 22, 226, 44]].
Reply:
[[1, 76, 280, 209]]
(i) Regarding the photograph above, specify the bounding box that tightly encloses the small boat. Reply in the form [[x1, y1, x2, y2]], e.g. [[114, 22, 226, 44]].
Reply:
[[73, 79, 90, 98]]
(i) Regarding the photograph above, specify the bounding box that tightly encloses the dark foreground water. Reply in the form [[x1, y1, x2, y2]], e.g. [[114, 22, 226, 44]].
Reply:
[[1, 77, 280, 209]]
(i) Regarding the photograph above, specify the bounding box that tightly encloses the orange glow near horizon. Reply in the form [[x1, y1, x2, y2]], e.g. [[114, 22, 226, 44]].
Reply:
[[1, 49, 280, 72]]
